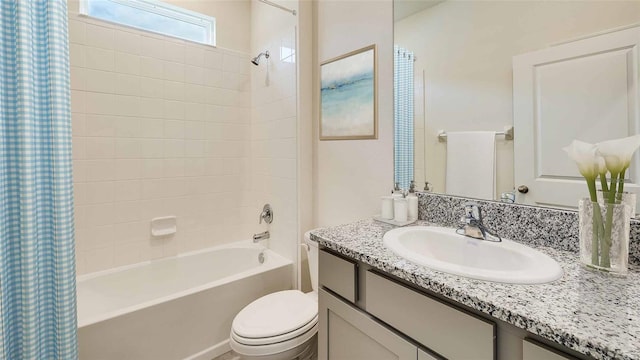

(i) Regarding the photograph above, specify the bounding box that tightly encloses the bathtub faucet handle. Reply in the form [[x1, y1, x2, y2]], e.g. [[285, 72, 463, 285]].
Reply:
[[259, 204, 273, 224]]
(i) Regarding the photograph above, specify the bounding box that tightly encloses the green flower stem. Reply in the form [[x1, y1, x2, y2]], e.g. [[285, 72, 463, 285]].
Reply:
[[587, 178, 601, 266], [617, 168, 626, 202], [600, 174, 609, 194], [602, 172, 619, 268]]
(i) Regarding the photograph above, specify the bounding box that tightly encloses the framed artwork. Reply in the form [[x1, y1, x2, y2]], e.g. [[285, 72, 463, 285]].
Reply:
[[320, 44, 377, 140]]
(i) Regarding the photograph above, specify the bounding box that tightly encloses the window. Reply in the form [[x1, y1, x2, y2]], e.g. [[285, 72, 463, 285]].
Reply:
[[80, 0, 216, 46]]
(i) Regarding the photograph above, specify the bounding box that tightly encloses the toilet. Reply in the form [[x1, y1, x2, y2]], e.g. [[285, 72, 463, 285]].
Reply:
[[230, 231, 319, 360]]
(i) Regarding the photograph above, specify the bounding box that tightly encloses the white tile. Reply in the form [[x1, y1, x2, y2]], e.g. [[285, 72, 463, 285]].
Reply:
[[185, 46, 205, 67], [163, 139, 184, 158], [115, 180, 142, 202], [163, 101, 185, 120], [113, 95, 140, 117], [140, 139, 165, 159], [164, 120, 184, 139], [70, 43, 86, 67], [184, 121, 204, 139], [163, 158, 184, 177], [68, 19, 85, 44], [184, 65, 204, 85], [115, 159, 142, 180], [163, 81, 184, 101], [84, 160, 115, 182], [72, 137, 86, 160], [141, 159, 164, 178], [115, 74, 141, 96], [204, 69, 222, 87], [163, 61, 184, 82], [85, 92, 115, 115], [85, 114, 115, 137], [114, 29, 141, 55], [85, 46, 115, 71], [115, 52, 141, 75], [139, 118, 164, 138], [184, 84, 206, 104], [140, 56, 164, 79], [114, 117, 141, 138], [223, 53, 239, 73], [140, 36, 164, 59], [72, 112, 86, 137], [70, 66, 85, 90], [163, 40, 185, 63], [85, 182, 115, 204], [184, 103, 205, 121], [204, 49, 223, 69], [85, 69, 115, 93], [85, 23, 114, 49], [84, 246, 115, 273], [115, 138, 141, 159], [140, 77, 164, 98], [138, 98, 165, 118]]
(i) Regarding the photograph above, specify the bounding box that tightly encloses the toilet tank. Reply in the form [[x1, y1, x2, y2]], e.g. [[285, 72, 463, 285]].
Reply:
[[303, 231, 319, 293]]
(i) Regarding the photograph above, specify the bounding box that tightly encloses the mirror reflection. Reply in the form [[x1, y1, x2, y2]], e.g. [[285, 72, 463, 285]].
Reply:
[[393, 0, 640, 209]]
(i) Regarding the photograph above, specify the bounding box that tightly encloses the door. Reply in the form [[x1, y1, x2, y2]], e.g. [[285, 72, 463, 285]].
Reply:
[[318, 288, 417, 360], [513, 26, 640, 209]]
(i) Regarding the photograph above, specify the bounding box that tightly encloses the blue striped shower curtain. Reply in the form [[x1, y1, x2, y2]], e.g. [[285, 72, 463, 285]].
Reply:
[[0, 1, 78, 359], [394, 46, 415, 190]]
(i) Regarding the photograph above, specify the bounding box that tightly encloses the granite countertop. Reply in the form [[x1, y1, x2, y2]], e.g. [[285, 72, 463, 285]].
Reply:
[[310, 219, 640, 360]]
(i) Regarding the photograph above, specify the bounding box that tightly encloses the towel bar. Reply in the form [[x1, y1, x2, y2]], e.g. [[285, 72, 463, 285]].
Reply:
[[437, 126, 514, 142]]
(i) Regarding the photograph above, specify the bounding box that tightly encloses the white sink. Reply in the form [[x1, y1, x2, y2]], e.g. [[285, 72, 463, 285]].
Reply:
[[383, 226, 563, 284]]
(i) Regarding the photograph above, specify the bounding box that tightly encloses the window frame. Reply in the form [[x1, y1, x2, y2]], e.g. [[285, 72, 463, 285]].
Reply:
[[79, 0, 216, 46]]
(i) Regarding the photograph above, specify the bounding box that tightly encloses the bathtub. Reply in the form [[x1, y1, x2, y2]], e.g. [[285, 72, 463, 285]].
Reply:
[[77, 242, 293, 360]]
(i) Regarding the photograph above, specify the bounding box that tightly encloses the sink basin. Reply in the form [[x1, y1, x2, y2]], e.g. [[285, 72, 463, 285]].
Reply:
[[383, 226, 563, 284]]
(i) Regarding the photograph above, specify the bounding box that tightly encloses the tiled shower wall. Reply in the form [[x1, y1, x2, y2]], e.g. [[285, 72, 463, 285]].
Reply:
[[69, 13, 254, 274], [250, 1, 299, 271]]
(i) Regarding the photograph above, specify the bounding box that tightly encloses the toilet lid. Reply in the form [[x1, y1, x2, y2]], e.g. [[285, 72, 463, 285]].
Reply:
[[232, 290, 318, 339]]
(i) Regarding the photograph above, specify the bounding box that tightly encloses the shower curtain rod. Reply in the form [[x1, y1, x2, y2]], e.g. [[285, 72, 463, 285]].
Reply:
[[258, 0, 297, 15]]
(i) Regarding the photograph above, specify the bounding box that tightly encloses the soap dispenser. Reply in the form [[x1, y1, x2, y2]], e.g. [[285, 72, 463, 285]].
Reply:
[[407, 180, 418, 221], [392, 182, 404, 199]]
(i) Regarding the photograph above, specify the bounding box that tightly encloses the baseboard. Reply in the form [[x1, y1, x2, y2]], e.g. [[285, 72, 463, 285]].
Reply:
[[183, 339, 231, 360]]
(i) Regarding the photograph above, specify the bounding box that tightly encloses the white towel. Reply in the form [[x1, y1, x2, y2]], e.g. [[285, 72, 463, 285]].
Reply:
[[445, 131, 496, 200]]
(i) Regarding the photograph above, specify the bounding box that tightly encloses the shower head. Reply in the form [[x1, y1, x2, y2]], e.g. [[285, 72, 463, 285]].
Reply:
[[251, 50, 270, 66]]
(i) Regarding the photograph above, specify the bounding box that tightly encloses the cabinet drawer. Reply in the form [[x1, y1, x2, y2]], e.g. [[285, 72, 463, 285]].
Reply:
[[523, 339, 575, 360], [319, 289, 416, 360], [319, 250, 358, 302], [366, 271, 495, 360]]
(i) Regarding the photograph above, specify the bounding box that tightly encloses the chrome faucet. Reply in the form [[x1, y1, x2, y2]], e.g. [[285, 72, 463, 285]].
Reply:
[[259, 204, 273, 224], [253, 231, 270, 243], [457, 202, 501, 242]]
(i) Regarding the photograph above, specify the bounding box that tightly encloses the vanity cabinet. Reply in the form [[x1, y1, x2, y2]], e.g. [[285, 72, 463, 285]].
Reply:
[[318, 249, 583, 360]]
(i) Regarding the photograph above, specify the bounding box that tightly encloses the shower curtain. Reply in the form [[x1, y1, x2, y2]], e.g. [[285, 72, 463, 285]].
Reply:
[[394, 46, 414, 190], [0, 1, 78, 359]]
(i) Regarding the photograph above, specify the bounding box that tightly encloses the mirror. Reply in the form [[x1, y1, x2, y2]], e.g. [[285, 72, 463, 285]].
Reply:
[[393, 0, 640, 209]]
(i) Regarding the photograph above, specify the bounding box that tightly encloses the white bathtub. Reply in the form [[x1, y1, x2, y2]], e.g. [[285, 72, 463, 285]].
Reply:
[[77, 242, 293, 360]]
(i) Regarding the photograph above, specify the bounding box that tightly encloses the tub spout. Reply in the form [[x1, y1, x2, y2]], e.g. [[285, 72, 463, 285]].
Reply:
[[253, 231, 270, 243]]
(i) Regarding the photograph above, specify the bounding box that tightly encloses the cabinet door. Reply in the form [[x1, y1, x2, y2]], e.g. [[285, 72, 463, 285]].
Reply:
[[319, 288, 417, 360], [523, 339, 575, 360]]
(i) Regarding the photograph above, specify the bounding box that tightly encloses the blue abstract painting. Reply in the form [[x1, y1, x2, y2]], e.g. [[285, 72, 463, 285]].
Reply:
[[321, 46, 376, 139]]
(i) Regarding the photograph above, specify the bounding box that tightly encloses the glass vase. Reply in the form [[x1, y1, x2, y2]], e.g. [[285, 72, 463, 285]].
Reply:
[[579, 197, 632, 275]]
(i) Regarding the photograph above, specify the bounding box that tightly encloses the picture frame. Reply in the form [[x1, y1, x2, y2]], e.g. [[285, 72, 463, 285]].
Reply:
[[320, 44, 378, 140]]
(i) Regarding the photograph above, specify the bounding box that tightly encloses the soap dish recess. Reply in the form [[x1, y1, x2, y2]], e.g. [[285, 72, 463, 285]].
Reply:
[[373, 215, 416, 227], [151, 216, 177, 237]]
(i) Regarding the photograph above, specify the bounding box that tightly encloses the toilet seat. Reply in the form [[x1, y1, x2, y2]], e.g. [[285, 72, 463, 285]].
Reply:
[[230, 290, 318, 357]]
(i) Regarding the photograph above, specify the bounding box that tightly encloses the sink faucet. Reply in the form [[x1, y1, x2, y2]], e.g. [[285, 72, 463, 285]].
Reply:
[[253, 231, 270, 243], [457, 202, 501, 242]]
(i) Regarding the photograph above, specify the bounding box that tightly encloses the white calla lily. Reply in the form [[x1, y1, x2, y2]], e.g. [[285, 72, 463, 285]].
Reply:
[[563, 140, 603, 180], [596, 134, 640, 175]]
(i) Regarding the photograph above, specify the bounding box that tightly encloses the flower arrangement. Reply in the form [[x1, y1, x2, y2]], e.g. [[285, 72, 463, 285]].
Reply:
[[564, 135, 640, 271]]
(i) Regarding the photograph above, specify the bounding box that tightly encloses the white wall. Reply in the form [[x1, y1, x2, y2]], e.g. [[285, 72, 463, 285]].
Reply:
[[250, 0, 299, 270], [314, 0, 394, 227], [68, 10, 253, 274], [395, 1, 640, 197]]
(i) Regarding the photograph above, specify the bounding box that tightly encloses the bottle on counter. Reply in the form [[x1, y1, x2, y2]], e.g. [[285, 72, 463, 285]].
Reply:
[[407, 180, 418, 221], [392, 182, 404, 199]]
